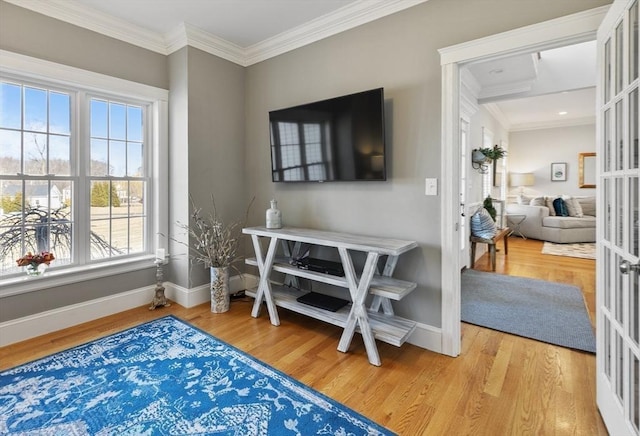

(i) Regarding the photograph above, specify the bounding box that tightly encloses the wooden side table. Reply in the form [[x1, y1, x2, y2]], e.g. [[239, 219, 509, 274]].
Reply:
[[470, 227, 510, 271]]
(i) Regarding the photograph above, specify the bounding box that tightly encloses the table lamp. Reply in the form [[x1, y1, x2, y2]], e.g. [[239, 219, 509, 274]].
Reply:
[[510, 172, 535, 195]]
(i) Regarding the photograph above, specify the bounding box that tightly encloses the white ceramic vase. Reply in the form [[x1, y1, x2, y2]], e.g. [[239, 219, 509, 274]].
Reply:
[[210, 266, 230, 313], [266, 199, 282, 229]]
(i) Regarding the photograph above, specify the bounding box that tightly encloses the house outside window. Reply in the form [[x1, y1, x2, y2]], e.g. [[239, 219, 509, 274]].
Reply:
[[0, 51, 168, 292]]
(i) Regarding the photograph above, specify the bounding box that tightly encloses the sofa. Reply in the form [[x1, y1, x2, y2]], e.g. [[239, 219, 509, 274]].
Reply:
[[505, 195, 596, 243]]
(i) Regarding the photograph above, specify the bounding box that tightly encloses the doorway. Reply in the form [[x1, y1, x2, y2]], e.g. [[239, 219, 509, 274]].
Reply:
[[438, 6, 609, 357]]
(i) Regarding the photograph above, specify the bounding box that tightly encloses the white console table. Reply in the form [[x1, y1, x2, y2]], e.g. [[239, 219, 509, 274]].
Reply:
[[242, 226, 418, 366]]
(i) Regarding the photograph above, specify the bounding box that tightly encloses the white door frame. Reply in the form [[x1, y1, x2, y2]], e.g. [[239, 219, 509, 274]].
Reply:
[[438, 6, 609, 357]]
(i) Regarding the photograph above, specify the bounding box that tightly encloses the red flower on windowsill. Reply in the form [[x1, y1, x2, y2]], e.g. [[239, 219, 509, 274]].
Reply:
[[16, 251, 55, 268]]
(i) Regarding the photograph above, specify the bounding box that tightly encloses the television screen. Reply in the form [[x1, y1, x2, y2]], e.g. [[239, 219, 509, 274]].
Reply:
[[269, 88, 386, 182]]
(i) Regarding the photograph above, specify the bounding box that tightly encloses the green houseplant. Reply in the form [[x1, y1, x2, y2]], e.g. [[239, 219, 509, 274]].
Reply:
[[476, 145, 507, 162]]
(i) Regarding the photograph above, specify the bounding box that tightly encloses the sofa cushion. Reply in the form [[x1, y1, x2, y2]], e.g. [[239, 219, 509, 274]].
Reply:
[[562, 195, 584, 217], [543, 215, 596, 229], [545, 197, 557, 216], [529, 196, 546, 207], [576, 196, 596, 216], [471, 208, 497, 239]]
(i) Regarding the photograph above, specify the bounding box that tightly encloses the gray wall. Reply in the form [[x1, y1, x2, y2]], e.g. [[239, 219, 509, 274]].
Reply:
[[243, 0, 609, 326], [0, 0, 609, 324], [509, 124, 597, 197]]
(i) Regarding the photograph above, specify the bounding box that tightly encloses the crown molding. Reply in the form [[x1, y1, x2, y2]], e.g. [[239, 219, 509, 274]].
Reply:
[[243, 0, 429, 66], [483, 103, 511, 131], [5, 0, 429, 66], [438, 5, 609, 65], [508, 115, 595, 132], [3, 0, 168, 54], [165, 23, 247, 65]]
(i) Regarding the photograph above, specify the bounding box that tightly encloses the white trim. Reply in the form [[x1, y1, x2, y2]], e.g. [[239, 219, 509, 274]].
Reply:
[[0, 50, 169, 295], [406, 322, 442, 353], [166, 274, 260, 309], [0, 50, 168, 98], [0, 274, 258, 347], [438, 6, 609, 65], [439, 6, 607, 359], [508, 115, 596, 131], [483, 102, 512, 131], [2, 0, 168, 54], [0, 284, 156, 347], [3, 0, 428, 67], [243, 0, 428, 66], [0, 272, 443, 356]]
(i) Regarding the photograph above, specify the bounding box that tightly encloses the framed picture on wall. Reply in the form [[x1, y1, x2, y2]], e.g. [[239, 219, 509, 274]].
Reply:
[[551, 162, 567, 181]]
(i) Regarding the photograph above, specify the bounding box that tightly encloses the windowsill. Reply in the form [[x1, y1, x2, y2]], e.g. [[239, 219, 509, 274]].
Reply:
[[0, 255, 157, 298]]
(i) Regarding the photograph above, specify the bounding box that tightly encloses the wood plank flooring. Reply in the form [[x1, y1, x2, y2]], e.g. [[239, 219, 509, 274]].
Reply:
[[0, 236, 606, 435]]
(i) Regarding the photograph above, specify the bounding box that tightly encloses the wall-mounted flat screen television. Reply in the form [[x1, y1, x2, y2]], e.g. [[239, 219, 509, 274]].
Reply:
[[269, 88, 386, 182]]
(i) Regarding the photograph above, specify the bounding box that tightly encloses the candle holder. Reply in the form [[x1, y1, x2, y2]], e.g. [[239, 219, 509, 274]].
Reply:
[[149, 259, 171, 310]]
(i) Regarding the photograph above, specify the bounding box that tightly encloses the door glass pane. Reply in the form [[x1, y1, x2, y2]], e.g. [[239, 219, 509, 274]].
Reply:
[[632, 1, 639, 82], [605, 318, 612, 379], [632, 177, 639, 257], [605, 247, 612, 310], [605, 178, 611, 242], [605, 108, 612, 172], [615, 254, 624, 324], [606, 38, 612, 103], [616, 178, 624, 247], [631, 260, 639, 345], [616, 332, 624, 402], [616, 21, 624, 94], [633, 352, 639, 432], [631, 88, 639, 170], [616, 100, 624, 171]]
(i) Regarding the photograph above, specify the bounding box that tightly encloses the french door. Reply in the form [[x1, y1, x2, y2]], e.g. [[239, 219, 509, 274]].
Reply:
[[596, 0, 640, 434]]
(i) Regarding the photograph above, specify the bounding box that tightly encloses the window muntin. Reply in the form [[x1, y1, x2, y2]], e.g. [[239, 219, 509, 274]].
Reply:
[[89, 98, 148, 260], [0, 81, 74, 274], [0, 79, 153, 277]]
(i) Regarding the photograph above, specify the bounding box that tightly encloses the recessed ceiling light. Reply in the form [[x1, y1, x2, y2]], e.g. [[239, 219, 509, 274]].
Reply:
[[558, 111, 568, 115]]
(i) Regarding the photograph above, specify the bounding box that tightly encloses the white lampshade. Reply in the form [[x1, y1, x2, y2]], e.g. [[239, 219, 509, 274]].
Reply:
[[510, 172, 535, 187]]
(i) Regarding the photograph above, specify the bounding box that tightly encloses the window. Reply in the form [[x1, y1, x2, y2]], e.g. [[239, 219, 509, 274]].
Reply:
[[0, 51, 167, 292]]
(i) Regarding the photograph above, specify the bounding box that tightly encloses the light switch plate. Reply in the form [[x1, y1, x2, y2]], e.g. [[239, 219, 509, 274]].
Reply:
[[425, 178, 438, 196]]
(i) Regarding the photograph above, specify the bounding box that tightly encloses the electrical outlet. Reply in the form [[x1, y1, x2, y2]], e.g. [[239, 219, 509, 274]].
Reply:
[[425, 178, 438, 196]]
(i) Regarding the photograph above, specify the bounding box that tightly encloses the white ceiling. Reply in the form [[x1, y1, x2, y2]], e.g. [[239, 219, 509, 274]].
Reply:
[[466, 41, 597, 131], [5, 0, 427, 65]]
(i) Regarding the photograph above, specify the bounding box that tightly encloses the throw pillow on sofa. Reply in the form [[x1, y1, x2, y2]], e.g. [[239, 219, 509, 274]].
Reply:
[[562, 195, 584, 217], [545, 197, 557, 216], [471, 208, 497, 239], [576, 196, 596, 216], [553, 198, 570, 217]]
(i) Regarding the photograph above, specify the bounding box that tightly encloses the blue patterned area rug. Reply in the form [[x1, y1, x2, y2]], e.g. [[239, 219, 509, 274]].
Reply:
[[0, 315, 393, 435]]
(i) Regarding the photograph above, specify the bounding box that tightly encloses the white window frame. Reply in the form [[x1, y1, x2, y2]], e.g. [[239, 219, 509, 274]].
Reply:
[[0, 50, 168, 297]]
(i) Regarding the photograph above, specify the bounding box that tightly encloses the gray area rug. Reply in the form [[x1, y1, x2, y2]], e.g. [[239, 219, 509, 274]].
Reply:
[[461, 270, 596, 353]]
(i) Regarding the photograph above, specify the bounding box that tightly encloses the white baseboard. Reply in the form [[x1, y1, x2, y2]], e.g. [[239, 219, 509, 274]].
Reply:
[[406, 322, 442, 354], [0, 284, 156, 347], [0, 273, 259, 347], [0, 273, 443, 355], [165, 274, 259, 308]]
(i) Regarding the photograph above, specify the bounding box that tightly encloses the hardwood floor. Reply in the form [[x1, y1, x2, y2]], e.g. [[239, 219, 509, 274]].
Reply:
[[0, 236, 606, 435]]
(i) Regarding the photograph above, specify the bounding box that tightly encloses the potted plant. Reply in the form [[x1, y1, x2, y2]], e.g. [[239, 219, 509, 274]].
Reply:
[[176, 196, 253, 313], [474, 145, 507, 162]]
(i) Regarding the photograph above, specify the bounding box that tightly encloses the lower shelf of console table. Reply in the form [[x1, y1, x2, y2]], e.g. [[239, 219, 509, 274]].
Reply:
[[245, 285, 417, 347]]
